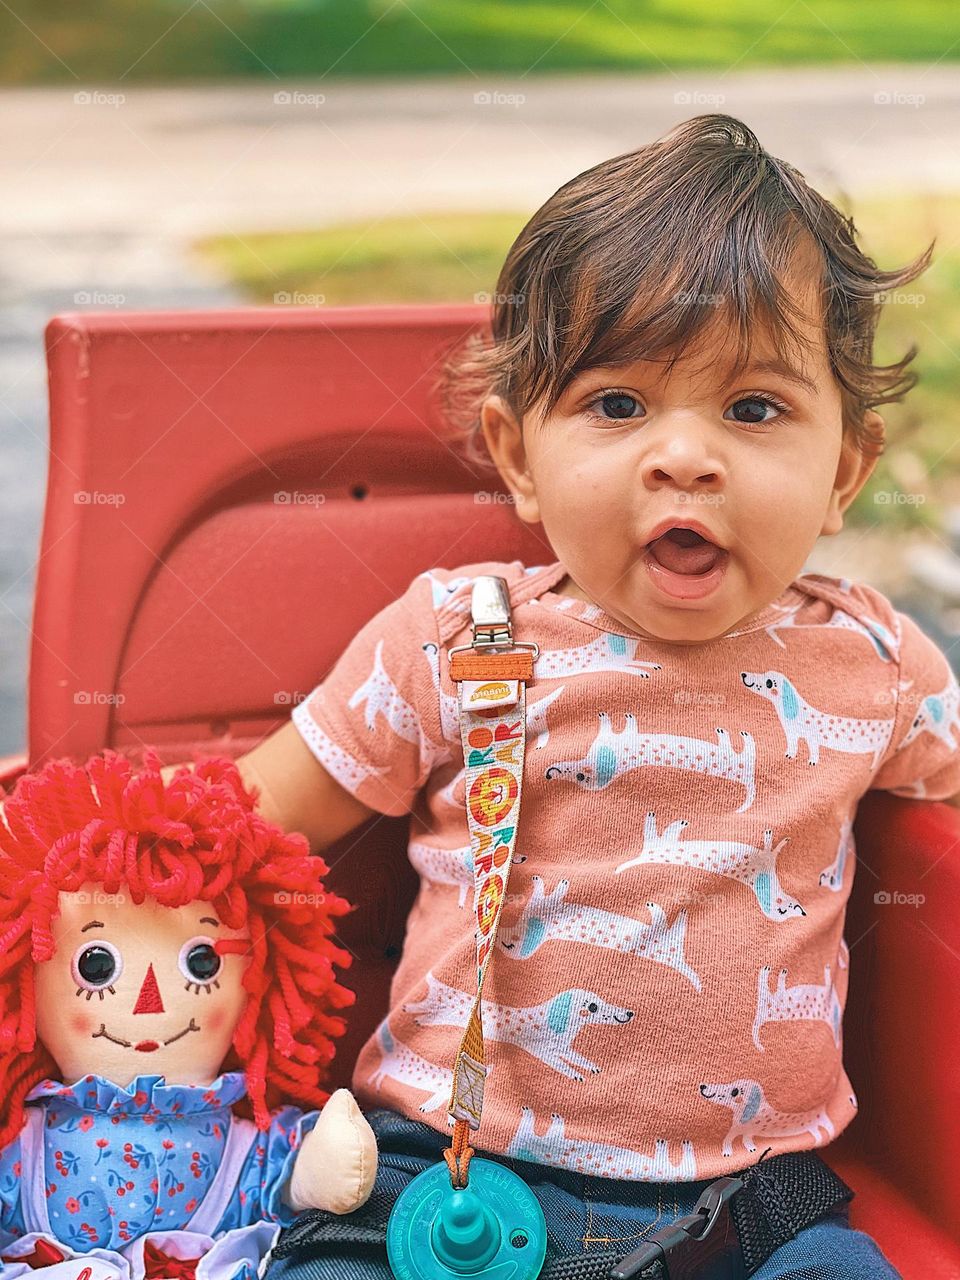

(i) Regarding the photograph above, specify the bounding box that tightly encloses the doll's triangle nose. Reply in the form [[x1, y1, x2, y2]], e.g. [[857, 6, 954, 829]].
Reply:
[[133, 962, 165, 1014]]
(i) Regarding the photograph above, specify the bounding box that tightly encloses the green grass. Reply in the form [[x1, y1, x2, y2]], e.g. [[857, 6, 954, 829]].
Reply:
[[194, 195, 960, 530], [4, 0, 960, 84], [194, 212, 530, 306]]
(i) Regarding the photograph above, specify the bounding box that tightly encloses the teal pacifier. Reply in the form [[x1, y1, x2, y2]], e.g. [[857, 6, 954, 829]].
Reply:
[[386, 1158, 547, 1279]]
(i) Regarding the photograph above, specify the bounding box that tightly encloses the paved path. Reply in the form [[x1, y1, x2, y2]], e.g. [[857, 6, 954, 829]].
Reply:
[[1, 67, 959, 753]]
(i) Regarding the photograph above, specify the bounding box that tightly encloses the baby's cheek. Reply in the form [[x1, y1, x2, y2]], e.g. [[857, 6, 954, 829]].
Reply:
[[70, 1013, 94, 1036], [206, 1008, 226, 1033]]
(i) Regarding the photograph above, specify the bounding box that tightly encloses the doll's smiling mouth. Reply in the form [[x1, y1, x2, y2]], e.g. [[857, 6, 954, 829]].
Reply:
[[92, 1017, 202, 1051]]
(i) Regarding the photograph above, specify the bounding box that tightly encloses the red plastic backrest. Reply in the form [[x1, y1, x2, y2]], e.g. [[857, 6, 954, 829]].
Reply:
[[36, 305, 551, 763], [35, 303, 553, 1105]]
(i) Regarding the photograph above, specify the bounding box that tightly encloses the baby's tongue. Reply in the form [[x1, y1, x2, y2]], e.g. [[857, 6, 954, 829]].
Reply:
[[647, 528, 723, 575]]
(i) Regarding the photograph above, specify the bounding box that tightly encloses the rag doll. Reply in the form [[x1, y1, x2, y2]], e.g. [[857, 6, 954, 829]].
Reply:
[[0, 749, 377, 1280]]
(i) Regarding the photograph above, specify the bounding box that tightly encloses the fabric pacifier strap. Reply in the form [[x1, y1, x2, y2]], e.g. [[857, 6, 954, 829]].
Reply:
[[445, 577, 536, 1188]]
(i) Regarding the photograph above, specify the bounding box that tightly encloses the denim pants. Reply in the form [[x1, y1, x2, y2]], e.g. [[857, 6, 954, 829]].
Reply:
[[265, 1108, 902, 1280]]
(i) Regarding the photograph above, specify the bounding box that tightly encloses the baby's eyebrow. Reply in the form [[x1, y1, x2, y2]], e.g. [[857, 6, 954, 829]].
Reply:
[[742, 358, 817, 394], [567, 355, 818, 396]]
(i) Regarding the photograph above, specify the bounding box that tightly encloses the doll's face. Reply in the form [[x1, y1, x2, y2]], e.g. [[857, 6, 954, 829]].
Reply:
[[34, 884, 251, 1088]]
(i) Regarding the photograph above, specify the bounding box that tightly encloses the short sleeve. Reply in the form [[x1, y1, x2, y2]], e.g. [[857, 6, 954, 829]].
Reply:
[[218, 1107, 320, 1231], [868, 611, 960, 800], [291, 571, 448, 817]]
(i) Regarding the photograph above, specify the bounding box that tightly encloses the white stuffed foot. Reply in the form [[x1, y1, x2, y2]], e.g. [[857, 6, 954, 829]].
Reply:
[[284, 1087, 378, 1215]]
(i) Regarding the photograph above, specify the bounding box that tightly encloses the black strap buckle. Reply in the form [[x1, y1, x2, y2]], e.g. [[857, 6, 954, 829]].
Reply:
[[609, 1176, 746, 1280]]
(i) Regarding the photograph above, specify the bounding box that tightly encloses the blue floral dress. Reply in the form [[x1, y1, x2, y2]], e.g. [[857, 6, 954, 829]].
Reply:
[[0, 1072, 318, 1279]]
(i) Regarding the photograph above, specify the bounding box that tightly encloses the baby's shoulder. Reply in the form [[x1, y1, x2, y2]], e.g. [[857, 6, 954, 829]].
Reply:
[[792, 572, 904, 661]]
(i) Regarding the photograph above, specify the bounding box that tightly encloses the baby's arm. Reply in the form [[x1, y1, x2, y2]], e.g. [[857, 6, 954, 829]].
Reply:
[[161, 723, 377, 855]]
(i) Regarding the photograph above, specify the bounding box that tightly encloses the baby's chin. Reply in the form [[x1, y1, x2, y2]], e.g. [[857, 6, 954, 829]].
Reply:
[[604, 589, 766, 645]]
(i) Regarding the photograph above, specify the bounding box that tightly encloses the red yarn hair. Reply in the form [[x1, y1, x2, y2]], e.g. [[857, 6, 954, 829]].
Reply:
[[0, 748, 355, 1147]]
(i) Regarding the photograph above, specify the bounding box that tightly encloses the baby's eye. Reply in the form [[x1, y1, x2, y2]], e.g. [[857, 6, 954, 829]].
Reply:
[[724, 394, 790, 425], [585, 391, 644, 422], [179, 936, 222, 992], [72, 940, 123, 995]]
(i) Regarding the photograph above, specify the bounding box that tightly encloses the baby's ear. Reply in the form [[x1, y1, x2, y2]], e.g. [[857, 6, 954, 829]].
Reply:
[[821, 420, 880, 536], [479, 395, 541, 525]]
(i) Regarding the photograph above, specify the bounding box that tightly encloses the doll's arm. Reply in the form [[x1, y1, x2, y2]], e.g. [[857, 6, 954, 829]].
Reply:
[[222, 1090, 377, 1231], [282, 1088, 378, 1215], [160, 722, 376, 856]]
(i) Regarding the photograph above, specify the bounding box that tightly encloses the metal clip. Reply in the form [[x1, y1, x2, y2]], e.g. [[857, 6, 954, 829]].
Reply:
[[609, 1176, 746, 1280], [448, 576, 539, 662], [469, 575, 514, 648]]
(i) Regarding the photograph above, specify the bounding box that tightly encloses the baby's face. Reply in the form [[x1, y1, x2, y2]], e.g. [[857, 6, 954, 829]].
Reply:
[[482, 276, 878, 645]]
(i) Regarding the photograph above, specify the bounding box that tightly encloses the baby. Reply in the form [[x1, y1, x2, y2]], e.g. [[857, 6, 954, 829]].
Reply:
[[191, 116, 960, 1278]]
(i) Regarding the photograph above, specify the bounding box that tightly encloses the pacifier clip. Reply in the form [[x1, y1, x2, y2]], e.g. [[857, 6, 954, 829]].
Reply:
[[386, 576, 548, 1279]]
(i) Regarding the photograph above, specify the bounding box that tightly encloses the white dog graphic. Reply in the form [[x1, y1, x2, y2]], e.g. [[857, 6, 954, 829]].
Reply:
[[404, 970, 634, 1081], [752, 964, 842, 1051], [545, 712, 757, 811], [407, 839, 474, 907], [818, 817, 854, 892], [740, 670, 894, 767], [900, 673, 960, 751], [506, 1107, 697, 1181], [699, 1079, 835, 1157], [763, 603, 897, 662], [366, 1019, 472, 1113], [497, 875, 702, 991], [615, 811, 804, 921]]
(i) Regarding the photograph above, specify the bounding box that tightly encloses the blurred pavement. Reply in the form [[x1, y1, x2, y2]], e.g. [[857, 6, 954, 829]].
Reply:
[[2, 65, 959, 753]]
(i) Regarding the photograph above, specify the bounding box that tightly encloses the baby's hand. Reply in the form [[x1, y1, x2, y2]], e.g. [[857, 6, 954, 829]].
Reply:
[[284, 1087, 378, 1215]]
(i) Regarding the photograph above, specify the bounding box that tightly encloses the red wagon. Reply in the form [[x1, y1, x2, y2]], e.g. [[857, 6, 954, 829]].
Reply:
[[3, 304, 957, 1277]]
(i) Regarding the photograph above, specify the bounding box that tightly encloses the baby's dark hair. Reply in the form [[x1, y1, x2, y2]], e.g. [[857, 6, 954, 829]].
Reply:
[[441, 114, 932, 467]]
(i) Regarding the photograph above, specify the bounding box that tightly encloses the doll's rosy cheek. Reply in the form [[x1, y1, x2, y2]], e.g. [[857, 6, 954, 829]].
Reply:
[[71, 1013, 93, 1036], [206, 1009, 226, 1033]]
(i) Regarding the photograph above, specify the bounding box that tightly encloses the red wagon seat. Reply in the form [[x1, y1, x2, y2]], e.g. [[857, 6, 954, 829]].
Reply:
[[9, 304, 956, 1277]]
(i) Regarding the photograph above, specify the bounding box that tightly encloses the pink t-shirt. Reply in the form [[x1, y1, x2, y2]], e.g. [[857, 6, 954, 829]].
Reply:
[[291, 559, 960, 1182]]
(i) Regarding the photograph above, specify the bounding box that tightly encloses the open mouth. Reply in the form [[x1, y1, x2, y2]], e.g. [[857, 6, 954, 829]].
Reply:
[[645, 526, 726, 577]]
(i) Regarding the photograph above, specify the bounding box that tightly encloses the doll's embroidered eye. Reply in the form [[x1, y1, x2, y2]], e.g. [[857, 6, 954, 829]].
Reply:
[[72, 940, 122, 997], [179, 936, 222, 992]]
